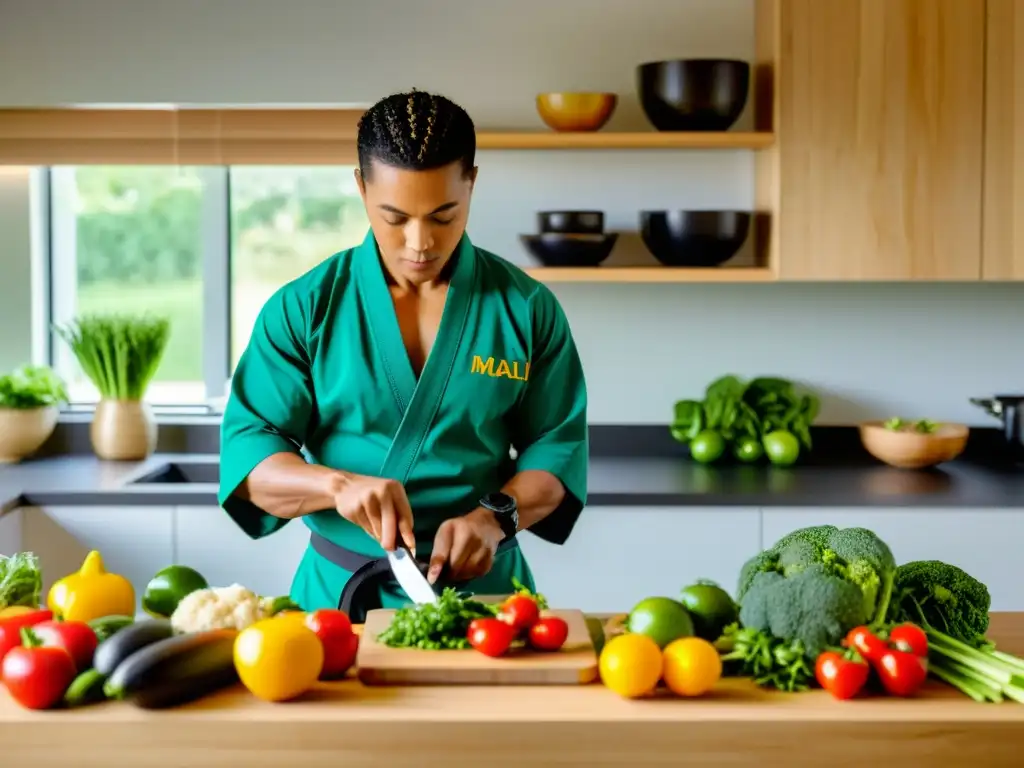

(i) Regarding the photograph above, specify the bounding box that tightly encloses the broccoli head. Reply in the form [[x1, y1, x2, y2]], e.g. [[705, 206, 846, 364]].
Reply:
[[738, 564, 868, 657], [736, 525, 897, 652], [886, 560, 991, 648]]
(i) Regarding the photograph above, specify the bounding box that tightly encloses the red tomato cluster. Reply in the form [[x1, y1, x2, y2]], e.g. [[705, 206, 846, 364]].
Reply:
[[466, 594, 569, 658], [815, 623, 929, 701], [0, 610, 97, 710]]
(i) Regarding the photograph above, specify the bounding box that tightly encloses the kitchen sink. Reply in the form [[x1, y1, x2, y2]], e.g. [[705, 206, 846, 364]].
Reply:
[[125, 459, 220, 485]]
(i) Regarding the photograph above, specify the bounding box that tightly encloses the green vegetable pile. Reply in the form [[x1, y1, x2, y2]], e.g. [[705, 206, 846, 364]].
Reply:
[[717, 523, 1017, 700], [671, 375, 820, 465], [0, 551, 43, 609], [0, 365, 67, 410], [376, 588, 499, 650]]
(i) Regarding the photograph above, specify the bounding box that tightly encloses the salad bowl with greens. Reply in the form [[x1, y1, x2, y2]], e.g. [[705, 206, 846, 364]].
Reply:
[[0, 364, 67, 463]]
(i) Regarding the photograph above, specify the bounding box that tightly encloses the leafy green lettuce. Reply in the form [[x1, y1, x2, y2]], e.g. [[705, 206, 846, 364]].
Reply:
[[0, 551, 43, 609]]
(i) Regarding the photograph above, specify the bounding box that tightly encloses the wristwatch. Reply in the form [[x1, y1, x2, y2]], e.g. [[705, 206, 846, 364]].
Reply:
[[480, 492, 519, 540]]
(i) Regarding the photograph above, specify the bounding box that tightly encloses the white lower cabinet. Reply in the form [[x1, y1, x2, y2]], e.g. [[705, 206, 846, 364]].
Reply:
[[16, 505, 175, 614], [173, 505, 311, 598], [0, 508, 23, 558], [517, 506, 761, 614], [761, 508, 1024, 611]]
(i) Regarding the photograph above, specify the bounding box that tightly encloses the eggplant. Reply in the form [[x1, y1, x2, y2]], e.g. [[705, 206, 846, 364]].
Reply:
[[103, 628, 239, 709], [93, 619, 174, 676]]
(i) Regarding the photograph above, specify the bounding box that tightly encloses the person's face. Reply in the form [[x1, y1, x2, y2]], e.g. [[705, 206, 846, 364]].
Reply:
[[356, 160, 477, 285]]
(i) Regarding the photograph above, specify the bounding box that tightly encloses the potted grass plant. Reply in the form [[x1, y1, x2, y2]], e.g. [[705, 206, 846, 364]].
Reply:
[[0, 364, 67, 463], [54, 313, 171, 461]]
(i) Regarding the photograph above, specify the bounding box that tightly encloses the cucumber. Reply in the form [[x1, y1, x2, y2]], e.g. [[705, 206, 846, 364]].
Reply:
[[88, 615, 135, 643], [64, 668, 108, 707], [93, 619, 174, 676], [103, 628, 239, 709]]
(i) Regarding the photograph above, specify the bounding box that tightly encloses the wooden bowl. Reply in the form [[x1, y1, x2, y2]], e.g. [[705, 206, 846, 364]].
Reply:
[[536, 92, 617, 132], [859, 421, 969, 469]]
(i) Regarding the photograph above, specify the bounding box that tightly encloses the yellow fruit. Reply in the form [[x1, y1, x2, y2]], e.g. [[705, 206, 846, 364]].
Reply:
[[47, 550, 136, 622], [662, 637, 722, 697], [0, 606, 37, 619], [234, 616, 324, 702], [598, 633, 663, 698]]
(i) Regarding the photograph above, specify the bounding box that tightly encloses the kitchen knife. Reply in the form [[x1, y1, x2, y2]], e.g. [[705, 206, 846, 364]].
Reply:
[[387, 546, 438, 605]]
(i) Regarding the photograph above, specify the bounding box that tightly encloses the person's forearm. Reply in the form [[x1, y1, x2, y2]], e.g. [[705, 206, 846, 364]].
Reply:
[[500, 470, 566, 531], [235, 452, 351, 520]]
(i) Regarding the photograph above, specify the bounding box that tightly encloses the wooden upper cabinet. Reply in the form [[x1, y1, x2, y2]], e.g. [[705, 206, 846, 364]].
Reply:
[[776, 0, 986, 280], [983, 0, 1024, 280]]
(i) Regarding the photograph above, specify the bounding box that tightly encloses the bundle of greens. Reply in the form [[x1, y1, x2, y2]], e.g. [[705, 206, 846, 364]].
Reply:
[[671, 375, 820, 452], [716, 623, 814, 693], [0, 551, 43, 609]]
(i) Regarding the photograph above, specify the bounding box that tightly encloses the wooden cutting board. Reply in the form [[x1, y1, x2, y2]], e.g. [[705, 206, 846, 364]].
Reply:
[[356, 608, 600, 686]]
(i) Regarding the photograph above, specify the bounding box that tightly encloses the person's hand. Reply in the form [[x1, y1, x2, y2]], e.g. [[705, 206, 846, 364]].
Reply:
[[332, 474, 415, 552], [427, 508, 504, 584]]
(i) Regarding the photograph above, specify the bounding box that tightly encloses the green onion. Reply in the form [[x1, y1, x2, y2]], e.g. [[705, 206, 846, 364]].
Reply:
[[53, 314, 170, 401]]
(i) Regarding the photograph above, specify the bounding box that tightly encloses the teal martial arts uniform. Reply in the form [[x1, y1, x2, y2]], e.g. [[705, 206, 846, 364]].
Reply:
[[218, 230, 588, 614]]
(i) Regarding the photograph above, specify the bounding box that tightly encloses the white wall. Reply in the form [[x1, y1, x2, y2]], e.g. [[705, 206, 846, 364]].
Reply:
[[1, 0, 1022, 426]]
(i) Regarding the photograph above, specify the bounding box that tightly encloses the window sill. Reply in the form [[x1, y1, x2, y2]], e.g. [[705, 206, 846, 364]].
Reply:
[[58, 406, 224, 427]]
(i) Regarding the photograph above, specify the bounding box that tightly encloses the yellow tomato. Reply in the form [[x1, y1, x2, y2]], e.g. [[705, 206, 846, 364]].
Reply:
[[234, 617, 324, 702], [662, 637, 722, 697], [598, 633, 663, 699]]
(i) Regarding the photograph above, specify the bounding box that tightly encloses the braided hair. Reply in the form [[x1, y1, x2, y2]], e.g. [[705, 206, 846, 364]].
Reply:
[[356, 90, 476, 179]]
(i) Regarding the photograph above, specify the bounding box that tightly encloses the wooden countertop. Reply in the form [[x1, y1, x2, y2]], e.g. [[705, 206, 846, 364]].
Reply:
[[3, 614, 1024, 767]]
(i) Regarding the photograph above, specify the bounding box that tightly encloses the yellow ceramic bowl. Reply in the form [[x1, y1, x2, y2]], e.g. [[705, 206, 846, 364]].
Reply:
[[536, 92, 617, 132]]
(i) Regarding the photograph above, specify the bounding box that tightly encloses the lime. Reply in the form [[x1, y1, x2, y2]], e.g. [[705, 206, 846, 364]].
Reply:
[[733, 436, 764, 463], [143, 565, 209, 618], [763, 430, 801, 466], [689, 430, 726, 464], [679, 580, 739, 641], [626, 596, 694, 649]]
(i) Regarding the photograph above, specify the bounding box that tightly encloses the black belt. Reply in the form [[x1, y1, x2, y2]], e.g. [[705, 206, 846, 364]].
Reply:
[[308, 531, 519, 623]]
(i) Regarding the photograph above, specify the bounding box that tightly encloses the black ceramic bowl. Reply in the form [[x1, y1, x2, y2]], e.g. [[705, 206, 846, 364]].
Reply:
[[537, 210, 605, 235], [637, 59, 750, 132], [640, 210, 750, 267], [520, 233, 618, 267]]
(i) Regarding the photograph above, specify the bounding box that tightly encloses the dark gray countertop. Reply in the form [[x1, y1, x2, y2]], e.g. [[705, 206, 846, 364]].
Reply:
[[1, 450, 1022, 513]]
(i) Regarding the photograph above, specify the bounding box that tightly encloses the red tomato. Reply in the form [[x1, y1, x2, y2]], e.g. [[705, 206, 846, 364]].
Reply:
[[528, 616, 569, 651], [1, 642, 77, 710], [304, 609, 358, 680], [467, 618, 515, 657], [0, 610, 53, 664], [31, 620, 98, 672], [888, 623, 929, 658], [876, 649, 928, 697], [500, 595, 540, 633], [844, 626, 888, 663], [815, 651, 870, 700]]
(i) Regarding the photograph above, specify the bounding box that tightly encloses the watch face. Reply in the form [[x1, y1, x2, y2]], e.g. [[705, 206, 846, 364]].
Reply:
[[483, 492, 515, 512]]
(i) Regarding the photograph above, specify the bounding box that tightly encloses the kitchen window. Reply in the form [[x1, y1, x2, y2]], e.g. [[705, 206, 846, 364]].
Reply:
[[46, 165, 367, 409]]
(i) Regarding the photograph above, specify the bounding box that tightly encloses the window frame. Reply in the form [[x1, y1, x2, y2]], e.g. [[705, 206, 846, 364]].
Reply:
[[43, 166, 233, 414]]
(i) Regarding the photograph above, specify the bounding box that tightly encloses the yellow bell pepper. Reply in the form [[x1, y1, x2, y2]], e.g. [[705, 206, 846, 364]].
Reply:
[[234, 616, 324, 702], [47, 550, 136, 622]]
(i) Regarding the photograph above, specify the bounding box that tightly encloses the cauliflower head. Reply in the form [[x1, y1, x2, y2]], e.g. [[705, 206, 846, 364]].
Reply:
[[170, 583, 278, 633]]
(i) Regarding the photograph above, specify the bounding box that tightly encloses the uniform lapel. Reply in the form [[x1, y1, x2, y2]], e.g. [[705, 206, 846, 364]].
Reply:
[[356, 231, 478, 483]]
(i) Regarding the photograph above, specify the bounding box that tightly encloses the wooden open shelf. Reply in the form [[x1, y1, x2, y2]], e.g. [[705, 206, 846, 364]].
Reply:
[[476, 131, 773, 150], [523, 267, 776, 283]]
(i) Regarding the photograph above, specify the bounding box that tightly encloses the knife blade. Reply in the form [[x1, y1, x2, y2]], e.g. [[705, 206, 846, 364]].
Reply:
[[387, 546, 438, 605]]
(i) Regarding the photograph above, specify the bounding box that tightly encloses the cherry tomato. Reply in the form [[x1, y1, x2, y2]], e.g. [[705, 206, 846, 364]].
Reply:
[[528, 616, 569, 651], [888, 623, 929, 658], [304, 609, 358, 680], [844, 625, 888, 663], [500, 595, 540, 633], [1, 635, 77, 710], [876, 649, 928, 697], [467, 618, 516, 657], [31, 620, 98, 672], [815, 651, 870, 700]]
